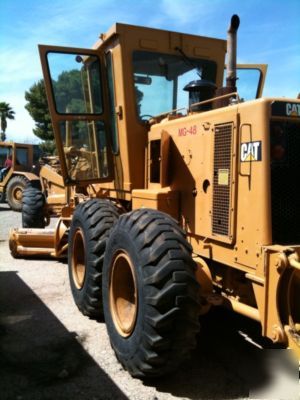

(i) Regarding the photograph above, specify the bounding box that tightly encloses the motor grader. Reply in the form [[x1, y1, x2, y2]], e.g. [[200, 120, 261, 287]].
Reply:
[[10, 15, 300, 377]]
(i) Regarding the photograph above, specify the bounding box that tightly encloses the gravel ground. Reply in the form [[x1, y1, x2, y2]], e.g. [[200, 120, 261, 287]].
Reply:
[[0, 203, 298, 400]]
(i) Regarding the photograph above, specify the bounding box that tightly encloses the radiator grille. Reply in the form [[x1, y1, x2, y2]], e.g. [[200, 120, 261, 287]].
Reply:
[[212, 123, 233, 236], [271, 121, 300, 244]]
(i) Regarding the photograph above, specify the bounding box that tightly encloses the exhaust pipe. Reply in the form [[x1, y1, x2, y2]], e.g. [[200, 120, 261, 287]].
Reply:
[[226, 14, 240, 90], [213, 14, 240, 108]]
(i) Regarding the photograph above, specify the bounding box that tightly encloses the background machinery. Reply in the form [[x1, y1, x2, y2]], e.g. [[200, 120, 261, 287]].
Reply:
[[0, 142, 41, 210], [10, 15, 300, 377], [0, 141, 66, 217], [21, 156, 67, 228]]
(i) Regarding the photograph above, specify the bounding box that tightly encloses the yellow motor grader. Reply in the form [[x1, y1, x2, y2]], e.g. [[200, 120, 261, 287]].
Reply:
[[10, 15, 300, 377]]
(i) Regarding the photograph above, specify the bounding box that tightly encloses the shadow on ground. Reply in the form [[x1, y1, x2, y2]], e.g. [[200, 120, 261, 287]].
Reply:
[[0, 271, 128, 400], [145, 308, 296, 400], [0, 268, 297, 400]]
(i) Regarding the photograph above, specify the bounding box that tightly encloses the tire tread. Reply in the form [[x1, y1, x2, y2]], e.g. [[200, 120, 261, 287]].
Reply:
[[69, 199, 119, 318], [104, 208, 201, 377]]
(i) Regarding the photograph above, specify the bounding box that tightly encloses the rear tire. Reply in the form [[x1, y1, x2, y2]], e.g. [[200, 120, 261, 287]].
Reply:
[[6, 175, 28, 211], [103, 209, 201, 378], [68, 199, 119, 319], [22, 185, 46, 228]]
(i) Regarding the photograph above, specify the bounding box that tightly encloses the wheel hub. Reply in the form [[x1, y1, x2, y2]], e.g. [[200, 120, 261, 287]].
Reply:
[[109, 252, 138, 337], [72, 228, 86, 289], [13, 186, 23, 201]]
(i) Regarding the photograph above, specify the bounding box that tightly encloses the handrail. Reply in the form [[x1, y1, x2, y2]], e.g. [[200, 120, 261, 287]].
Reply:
[[190, 92, 240, 110], [148, 92, 241, 124]]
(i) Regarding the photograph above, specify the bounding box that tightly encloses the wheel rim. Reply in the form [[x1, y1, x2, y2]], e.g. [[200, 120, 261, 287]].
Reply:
[[109, 251, 138, 337], [12, 186, 23, 202], [72, 228, 86, 289]]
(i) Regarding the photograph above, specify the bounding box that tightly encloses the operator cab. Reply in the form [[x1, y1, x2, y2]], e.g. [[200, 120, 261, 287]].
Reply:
[[39, 23, 226, 190], [39, 22, 266, 194]]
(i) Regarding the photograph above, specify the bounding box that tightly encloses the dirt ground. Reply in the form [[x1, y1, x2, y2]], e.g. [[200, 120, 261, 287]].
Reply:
[[0, 203, 298, 400]]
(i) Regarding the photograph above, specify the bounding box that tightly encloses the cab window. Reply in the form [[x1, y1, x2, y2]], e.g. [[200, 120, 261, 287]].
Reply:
[[16, 148, 29, 166], [0, 147, 12, 167], [58, 120, 108, 181], [47, 52, 103, 114], [224, 68, 262, 100], [133, 51, 217, 121]]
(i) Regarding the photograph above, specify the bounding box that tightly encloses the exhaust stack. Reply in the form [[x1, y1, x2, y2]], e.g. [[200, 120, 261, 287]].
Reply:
[[213, 14, 240, 108], [226, 14, 240, 90]]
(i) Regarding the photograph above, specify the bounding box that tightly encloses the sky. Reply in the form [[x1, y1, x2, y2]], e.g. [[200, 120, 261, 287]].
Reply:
[[0, 0, 299, 143]]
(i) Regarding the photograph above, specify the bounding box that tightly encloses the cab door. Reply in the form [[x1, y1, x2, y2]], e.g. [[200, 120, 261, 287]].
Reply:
[[39, 45, 113, 185]]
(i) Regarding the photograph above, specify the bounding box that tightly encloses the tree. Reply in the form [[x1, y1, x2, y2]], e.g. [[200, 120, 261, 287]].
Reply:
[[25, 80, 53, 140], [53, 69, 85, 113], [25, 71, 84, 155], [0, 102, 15, 141], [25, 80, 55, 154]]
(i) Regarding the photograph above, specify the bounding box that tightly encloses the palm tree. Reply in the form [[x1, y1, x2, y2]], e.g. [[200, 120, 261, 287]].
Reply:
[[0, 102, 15, 141]]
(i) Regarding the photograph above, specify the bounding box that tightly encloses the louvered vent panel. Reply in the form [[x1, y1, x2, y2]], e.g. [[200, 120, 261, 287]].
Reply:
[[212, 123, 233, 236]]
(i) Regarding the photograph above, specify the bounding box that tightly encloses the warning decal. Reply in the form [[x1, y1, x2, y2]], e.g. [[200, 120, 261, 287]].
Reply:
[[218, 169, 229, 185], [240, 141, 262, 162]]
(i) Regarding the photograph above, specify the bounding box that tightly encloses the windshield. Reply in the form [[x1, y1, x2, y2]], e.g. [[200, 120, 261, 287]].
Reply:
[[133, 51, 217, 120]]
